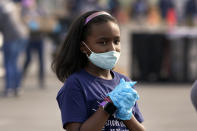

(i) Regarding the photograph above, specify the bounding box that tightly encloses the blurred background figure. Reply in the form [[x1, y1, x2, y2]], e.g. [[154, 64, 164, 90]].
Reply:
[[158, 0, 174, 20], [191, 80, 197, 111], [0, 0, 29, 96], [75, 0, 102, 14], [107, 0, 121, 17], [158, 0, 176, 27], [184, 0, 197, 26], [21, 0, 46, 88], [130, 0, 149, 24], [48, 0, 78, 58]]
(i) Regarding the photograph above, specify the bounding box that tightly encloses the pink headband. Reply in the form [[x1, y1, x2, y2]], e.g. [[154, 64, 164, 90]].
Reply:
[[84, 11, 111, 25]]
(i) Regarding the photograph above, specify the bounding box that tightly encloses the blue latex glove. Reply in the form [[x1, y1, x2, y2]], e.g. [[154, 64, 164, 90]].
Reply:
[[116, 106, 133, 120], [108, 78, 139, 120], [28, 20, 40, 31]]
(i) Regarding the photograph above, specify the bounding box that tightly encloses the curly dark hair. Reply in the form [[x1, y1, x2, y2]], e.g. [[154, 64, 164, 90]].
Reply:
[[51, 10, 117, 82]]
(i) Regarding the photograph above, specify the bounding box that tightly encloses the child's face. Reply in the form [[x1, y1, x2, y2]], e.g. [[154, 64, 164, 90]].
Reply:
[[84, 21, 120, 55]]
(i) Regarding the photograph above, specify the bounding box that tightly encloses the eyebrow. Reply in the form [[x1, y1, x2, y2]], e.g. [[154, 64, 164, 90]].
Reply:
[[96, 36, 120, 40]]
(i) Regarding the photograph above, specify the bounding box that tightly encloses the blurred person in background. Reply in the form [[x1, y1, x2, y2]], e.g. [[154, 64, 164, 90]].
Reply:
[[49, 0, 77, 58], [67, 0, 105, 16], [158, 0, 175, 20], [107, 0, 129, 24], [107, 0, 121, 17], [191, 80, 197, 111], [146, 5, 162, 26], [21, 0, 46, 88], [78, 0, 102, 13], [130, 0, 149, 23], [184, 0, 197, 26], [158, 0, 177, 27], [0, 0, 29, 97]]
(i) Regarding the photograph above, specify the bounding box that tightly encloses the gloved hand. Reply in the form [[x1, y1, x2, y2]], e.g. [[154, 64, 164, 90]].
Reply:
[[107, 78, 139, 120], [28, 20, 40, 31], [115, 106, 133, 120]]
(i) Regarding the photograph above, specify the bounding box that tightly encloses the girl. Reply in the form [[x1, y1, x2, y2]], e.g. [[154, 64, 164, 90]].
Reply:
[[52, 11, 145, 131]]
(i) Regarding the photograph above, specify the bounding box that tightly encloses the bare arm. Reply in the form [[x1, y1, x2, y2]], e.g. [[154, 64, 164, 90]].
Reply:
[[66, 107, 109, 131], [66, 108, 145, 131], [123, 116, 145, 131]]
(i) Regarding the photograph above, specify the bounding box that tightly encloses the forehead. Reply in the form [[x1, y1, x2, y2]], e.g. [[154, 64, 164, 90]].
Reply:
[[87, 21, 120, 40]]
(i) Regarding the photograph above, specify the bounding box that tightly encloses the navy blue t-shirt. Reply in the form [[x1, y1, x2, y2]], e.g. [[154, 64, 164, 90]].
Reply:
[[56, 69, 144, 130]]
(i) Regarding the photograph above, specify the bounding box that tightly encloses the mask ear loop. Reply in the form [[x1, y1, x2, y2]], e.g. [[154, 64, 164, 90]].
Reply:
[[81, 41, 93, 55]]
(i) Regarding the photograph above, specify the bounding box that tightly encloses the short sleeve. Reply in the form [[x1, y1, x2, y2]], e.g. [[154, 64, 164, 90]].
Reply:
[[132, 102, 144, 123], [56, 79, 87, 129]]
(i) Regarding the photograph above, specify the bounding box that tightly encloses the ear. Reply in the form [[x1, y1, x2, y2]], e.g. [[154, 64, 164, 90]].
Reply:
[[80, 41, 87, 54]]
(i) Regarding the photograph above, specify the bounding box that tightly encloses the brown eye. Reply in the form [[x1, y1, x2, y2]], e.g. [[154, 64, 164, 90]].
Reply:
[[114, 40, 120, 45], [98, 41, 107, 45]]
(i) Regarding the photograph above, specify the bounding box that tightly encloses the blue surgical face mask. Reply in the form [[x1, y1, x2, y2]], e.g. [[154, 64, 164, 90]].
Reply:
[[82, 42, 120, 70]]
